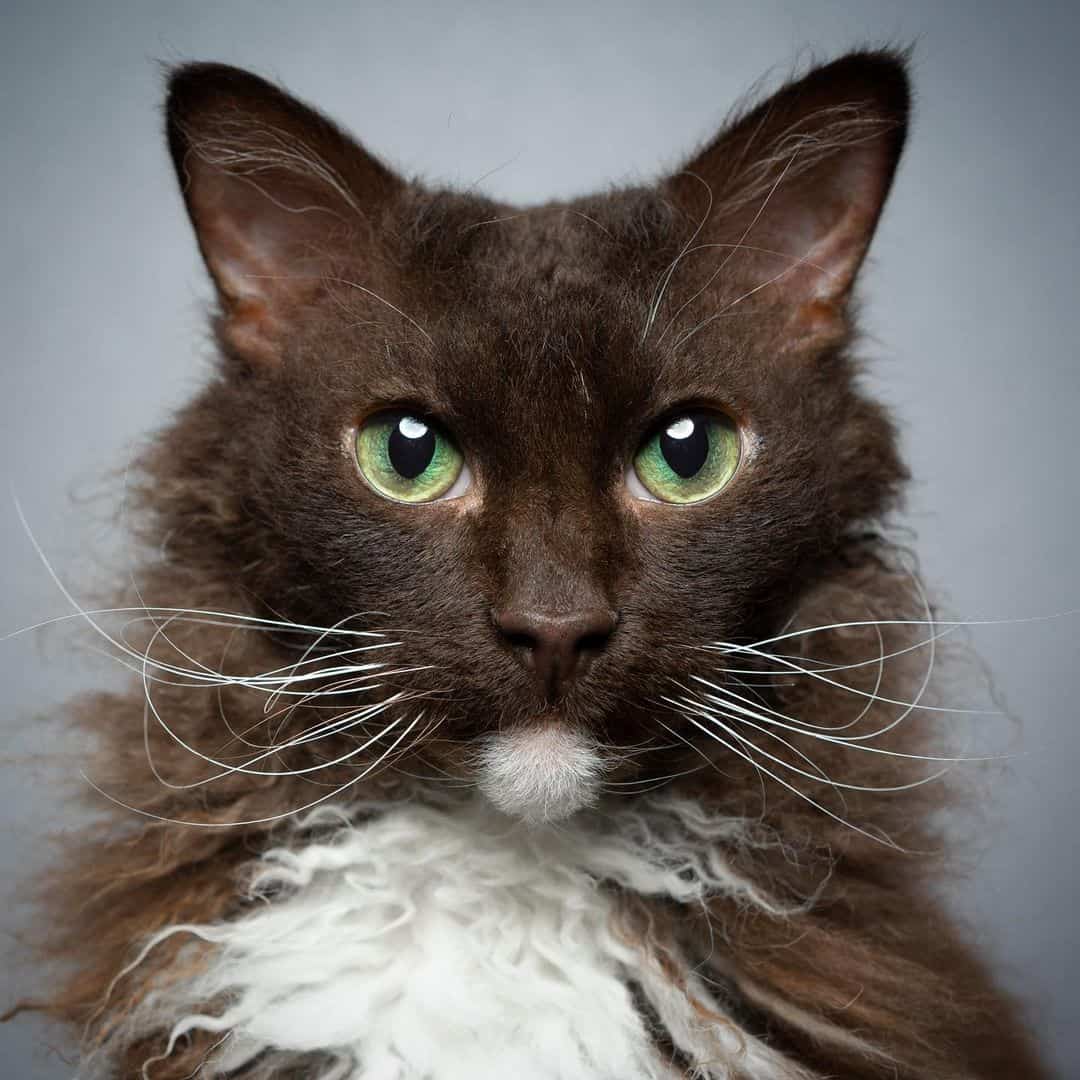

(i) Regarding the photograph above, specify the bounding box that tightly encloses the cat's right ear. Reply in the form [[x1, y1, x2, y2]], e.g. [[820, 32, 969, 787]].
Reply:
[[166, 63, 402, 367]]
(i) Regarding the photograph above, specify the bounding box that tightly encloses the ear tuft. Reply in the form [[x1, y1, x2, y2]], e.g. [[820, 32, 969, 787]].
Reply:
[[667, 49, 911, 335], [165, 63, 401, 366]]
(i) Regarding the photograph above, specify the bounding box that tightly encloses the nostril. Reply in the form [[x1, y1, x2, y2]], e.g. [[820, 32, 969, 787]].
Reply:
[[573, 610, 618, 652], [500, 627, 539, 656], [576, 629, 613, 655], [493, 611, 540, 653]]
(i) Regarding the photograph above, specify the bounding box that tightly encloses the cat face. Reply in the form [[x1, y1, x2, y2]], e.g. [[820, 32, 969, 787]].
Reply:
[[159, 55, 909, 820]]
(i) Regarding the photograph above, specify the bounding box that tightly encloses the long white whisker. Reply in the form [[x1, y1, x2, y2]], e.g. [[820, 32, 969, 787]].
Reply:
[[39, 592, 419, 700], [141, 668, 411, 786], [698, 620, 964, 679], [2, 604, 388, 646], [696, 681, 902, 742], [703, 644, 989, 715], [120, 610, 401, 688], [667, 691, 992, 764], [142, 697, 394, 790], [676, 711, 904, 851], [742, 612, 1077, 651], [695, 615, 888, 736], [669, 693, 844, 805], [87, 711, 428, 828], [666, 714, 781, 832], [78, 640, 417, 696], [680, 700, 955, 794], [683, 697, 843, 789]]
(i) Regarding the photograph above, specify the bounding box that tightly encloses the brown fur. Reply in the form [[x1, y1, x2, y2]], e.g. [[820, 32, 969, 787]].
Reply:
[[12, 51, 1047, 1077]]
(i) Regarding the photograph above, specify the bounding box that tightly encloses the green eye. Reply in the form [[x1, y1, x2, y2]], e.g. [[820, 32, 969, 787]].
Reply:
[[356, 410, 466, 503], [632, 410, 740, 504]]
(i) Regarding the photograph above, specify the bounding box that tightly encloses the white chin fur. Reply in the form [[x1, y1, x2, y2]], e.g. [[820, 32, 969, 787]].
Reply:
[[476, 723, 603, 824]]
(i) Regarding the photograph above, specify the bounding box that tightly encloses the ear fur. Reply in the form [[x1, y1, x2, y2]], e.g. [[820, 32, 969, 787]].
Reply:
[[166, 63, 403, 366], [667, 50, 910, 339]]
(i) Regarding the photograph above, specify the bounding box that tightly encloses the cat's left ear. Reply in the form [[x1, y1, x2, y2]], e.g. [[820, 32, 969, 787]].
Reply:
[[666, 50, 910, 339], [166, 63, 403, 366]]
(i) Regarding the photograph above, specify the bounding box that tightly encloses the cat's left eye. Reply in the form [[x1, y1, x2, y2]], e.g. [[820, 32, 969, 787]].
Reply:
[[355, 410, 469, 503], [629, 409, 741, 504]]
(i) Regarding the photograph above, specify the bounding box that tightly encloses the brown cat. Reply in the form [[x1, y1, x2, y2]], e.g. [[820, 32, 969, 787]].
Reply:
[[16, 49, 1048, 1078]]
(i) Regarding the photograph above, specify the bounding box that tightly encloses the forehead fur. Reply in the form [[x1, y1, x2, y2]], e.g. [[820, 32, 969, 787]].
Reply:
[[283, 182, 841, 470]]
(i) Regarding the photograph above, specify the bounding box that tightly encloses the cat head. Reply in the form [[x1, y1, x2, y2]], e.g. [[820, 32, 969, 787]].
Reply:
[[156, 52, 910, 823]]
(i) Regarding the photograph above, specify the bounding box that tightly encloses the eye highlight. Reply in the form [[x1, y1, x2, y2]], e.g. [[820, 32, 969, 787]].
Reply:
[[630, 409, 740, 504], [355, 410, 467, 503]]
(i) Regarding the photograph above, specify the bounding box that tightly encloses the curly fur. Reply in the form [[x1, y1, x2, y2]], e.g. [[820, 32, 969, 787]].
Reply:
[[84, 797, 817, 1080]]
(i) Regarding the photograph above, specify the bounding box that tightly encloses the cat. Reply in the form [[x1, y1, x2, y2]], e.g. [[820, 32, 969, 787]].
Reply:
[[11, 49, 1049, 1078]]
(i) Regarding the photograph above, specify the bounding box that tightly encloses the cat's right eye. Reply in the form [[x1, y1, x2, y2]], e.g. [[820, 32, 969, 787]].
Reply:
[[355, 410, 470, 503]]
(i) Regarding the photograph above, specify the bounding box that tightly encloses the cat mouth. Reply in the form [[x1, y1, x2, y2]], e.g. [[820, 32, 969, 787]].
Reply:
[[475, 721, 605, 825]]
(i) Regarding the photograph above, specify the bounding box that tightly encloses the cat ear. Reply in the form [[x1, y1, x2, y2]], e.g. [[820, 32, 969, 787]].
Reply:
[[166, 63, 403, 366], [667, 50, 909, 338]]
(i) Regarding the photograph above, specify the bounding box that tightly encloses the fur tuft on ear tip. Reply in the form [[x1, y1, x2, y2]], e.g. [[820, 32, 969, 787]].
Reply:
[[166, 60, 285, 103], [801, 47, 913, 114], [163, 62, 364, 177], [794, 46, 913, 170], [164, 60, 275, 121]]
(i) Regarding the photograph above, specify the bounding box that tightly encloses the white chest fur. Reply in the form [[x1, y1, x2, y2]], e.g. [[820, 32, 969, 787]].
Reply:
[[109, 798, 809, 1080]]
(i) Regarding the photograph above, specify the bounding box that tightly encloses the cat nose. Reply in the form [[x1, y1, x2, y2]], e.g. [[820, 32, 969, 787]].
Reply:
[[494, 607, 617, 700]]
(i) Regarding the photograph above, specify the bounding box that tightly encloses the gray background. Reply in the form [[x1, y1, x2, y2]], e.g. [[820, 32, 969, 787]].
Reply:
[[1, 1, 1076, 1076]]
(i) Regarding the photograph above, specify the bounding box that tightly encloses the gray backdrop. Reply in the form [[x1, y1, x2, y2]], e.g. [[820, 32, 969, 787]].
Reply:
[[1, 1, 1076, 1076]]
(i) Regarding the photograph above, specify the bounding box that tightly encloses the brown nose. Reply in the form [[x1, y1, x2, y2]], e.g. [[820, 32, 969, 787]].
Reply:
[[495, 607, 617, 700]]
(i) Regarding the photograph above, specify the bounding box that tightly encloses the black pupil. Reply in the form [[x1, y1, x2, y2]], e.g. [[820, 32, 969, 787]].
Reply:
[[660, 415, 709, 478], [388, 416, 437, 479]]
